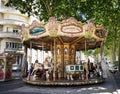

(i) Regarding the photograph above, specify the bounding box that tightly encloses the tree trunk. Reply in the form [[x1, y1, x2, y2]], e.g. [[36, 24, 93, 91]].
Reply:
[[101, 41, 104, 62], [112, 27, 117, 62], [118, 30, 120, 71]]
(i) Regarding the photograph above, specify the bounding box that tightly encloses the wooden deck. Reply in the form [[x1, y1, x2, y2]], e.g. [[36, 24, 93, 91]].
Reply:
[[23, 78, 105, 86]]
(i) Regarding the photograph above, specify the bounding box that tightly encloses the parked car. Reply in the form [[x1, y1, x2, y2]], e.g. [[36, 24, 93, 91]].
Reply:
[[108, 61, 118, 73], [113, 61, 118, 66], [12, 64, 21, 71]]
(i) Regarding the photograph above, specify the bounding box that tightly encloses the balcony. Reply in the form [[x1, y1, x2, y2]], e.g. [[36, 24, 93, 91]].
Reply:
[[0, 19, 29, 26], [0, 6, 17, 12], [0, 32, 22, 39]]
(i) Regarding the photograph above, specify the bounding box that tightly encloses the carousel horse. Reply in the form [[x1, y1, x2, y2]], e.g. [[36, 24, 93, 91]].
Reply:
[[31, 57, 53, 81], [65, 65, 74, 80], [32, 60, 45, 80], [43, 56, 53, 81]]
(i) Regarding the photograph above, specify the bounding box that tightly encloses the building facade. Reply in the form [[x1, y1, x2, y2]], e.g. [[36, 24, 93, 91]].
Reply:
[[0, 0, 29, 67]]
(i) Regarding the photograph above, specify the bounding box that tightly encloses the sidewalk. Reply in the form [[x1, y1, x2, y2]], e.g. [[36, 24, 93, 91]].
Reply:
[[103, 70, 120, 94], [113, 71, 120, 88], [103, 61, 120, 88]]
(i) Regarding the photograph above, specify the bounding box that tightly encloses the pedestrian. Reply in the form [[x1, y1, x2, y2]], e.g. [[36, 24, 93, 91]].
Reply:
[[27, 63, 33, 80]]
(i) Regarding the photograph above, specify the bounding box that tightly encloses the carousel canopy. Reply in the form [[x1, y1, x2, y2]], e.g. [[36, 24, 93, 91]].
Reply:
[[22, 17, 107, 50]]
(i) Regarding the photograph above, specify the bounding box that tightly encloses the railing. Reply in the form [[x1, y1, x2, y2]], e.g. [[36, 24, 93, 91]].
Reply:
[[0, 19, 29, 26], [0, 5, 18, 12], [0, 32, 22, 39]]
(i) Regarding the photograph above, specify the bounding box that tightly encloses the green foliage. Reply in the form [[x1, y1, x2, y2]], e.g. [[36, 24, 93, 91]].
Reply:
[[92, 48, 101, 56], [6, 0, 120, 58]]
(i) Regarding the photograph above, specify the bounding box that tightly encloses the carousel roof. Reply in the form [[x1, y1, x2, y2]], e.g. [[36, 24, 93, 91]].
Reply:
[[22, 17, 107, 50]]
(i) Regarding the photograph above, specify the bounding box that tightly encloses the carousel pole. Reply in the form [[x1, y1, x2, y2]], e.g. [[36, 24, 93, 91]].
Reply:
[[36, 45, 38, 60], [79, 49, 81, 62], [41, 41, 44, 63], [101, 41, 104, 62], [37, 49, 38, 60], [21, 45, 28, 78], [85, 39, 88, 80], [27, 41, 32, 80], [30, 41, 32, 64], [53, 38, 56, 81]]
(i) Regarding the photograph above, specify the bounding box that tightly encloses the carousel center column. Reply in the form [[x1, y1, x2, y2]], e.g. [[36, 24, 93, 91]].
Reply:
[[63, 43, 76, 79]]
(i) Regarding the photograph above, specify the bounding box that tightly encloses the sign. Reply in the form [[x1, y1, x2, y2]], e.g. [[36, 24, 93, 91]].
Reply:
[[66, 65, 84, 72], [62, 25, 82, 33]]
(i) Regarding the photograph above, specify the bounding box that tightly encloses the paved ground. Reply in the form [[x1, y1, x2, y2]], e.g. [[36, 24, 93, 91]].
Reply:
[[0, 76, 119, 94], [0, 63, 120, 94], [113, 71, 120, 88]]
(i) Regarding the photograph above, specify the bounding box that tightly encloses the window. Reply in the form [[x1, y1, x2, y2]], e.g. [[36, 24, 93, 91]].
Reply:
[[19, 43, 22, 48], [6, 27, 12, 32], [14, 43, 17, 48], [0, 25, 3, 31], [13, 29, 18, 33], [9, 42, 12, 48], [6, 42, 10, 48], [6, 42, 22, 49], [12, 43, 15, 48], [0, 41, 1, 49]]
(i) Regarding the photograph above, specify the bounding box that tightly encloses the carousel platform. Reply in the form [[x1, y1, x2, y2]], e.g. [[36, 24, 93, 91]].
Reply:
[[23, 78, 105, 86]]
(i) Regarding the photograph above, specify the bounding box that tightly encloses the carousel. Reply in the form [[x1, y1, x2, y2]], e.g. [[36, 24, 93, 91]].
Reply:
[[22, 17, 107, 86]]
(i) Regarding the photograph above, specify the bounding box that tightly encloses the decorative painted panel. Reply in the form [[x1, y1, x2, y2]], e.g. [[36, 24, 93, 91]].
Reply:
[[30, 27, 44, 35]]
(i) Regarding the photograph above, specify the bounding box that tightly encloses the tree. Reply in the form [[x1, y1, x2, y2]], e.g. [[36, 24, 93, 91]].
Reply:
[[6, 0, 120, 69], [6, 0, 89, 21]]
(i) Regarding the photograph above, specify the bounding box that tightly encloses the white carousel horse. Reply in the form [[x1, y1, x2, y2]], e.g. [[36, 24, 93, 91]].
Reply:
[[65, 65, 74, 80], [43, 56, 53, 81]]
